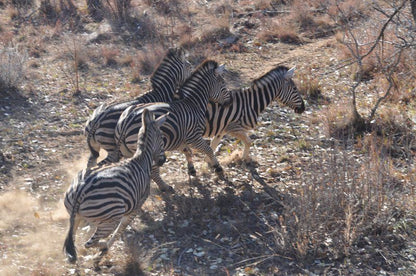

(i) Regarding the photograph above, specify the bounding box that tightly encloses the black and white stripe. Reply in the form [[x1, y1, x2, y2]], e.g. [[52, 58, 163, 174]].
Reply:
[[114, 60, 231, 192], [84, 47, 191, 170], [204, 65, 305, 160], [63, 109, 168, 267]]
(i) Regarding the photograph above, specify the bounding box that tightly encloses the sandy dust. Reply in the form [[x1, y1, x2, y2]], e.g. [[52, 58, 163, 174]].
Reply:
[[0, 155, 90, 275]]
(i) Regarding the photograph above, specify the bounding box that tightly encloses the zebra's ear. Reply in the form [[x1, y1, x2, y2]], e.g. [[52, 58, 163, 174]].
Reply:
[[215, 64, 226, 75], [285, 66, 296, 79], [156, 112, 169, 127], [142, 108, 152, 128]]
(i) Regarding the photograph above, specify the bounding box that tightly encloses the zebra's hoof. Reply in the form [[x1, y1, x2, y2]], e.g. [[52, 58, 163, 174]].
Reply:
[[213, 165, 223, 174], [160, 185, 175, 193], [66, 254, 77, 264], [213, 165, 227, 181], [93, 263, 101, 272], [188, 166, 196, 176], [99, 247, 108, 256]]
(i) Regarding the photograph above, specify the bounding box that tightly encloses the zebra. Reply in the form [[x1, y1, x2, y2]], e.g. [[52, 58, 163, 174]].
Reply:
[[182, 66, 303, 171], [114, 60, 232, 192], [63, 109, 168, 268], [84, 47, 192, 170]]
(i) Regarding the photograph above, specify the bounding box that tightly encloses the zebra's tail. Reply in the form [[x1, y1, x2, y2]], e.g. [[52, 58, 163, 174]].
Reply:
[[85, 104, 107, 168], [63, 199, 81, 263], [86, 133, 100, 166]]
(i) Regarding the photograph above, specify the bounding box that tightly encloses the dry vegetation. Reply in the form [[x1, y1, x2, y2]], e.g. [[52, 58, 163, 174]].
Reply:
[[0, 0, 415, 275]]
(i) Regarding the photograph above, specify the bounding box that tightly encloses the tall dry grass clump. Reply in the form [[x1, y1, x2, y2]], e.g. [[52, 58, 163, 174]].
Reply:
[[275, 136, 415, 263], [0, 46, 27, 92]]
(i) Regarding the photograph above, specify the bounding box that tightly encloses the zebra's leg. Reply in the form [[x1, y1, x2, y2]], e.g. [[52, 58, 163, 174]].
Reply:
[[92, 214, 136, 268], [182, 147, 196, 176], [210, 134, 224, 154], [229, 131, 252, 161], [84, 221, 119, 250], [188, 137, 226, 180], [151, 165, 174, 192]]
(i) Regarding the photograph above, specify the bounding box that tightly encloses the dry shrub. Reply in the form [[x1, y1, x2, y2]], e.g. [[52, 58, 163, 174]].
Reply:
[[10, 0, 34, 17], [290, 5, 335, 38], [254, 0, 272, 10], [101, 46, 119, 67], [118, 54, 134, 67], [369, 107, 415, 159], [297, 67, 325, 104], [212, 1, 233, 15], [11, 0, 34, 9], [276, 136, 415, 264], [256, 19, 302, 44], [180, 18, 234, 61], [199, 25, 233, 45], [0, 30, 14, 46], [0, 46, 27, 91], [131, 45, 165, 83], [104, 0, 132, 25], [323, 101, 358, 139], [38, 0, 78, 26], [38, 0, 58, 22], [328, 0, 368, 24], [145, 0, 181, 16]]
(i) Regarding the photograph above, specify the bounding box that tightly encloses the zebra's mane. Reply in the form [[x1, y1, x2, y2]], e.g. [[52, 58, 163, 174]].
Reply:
[[150, 47, 184, 87], [251, 65, 290, 87], [133, 121, 152, 160], [179, 60, 218, 93]]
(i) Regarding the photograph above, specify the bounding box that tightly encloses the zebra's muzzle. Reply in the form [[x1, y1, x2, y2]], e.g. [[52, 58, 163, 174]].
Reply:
[[294, 102, 305, 114], [157, 154, 167, 166]]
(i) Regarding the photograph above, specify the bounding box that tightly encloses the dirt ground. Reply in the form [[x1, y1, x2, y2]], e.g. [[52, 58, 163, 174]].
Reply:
[[1, 2, 416, 275]]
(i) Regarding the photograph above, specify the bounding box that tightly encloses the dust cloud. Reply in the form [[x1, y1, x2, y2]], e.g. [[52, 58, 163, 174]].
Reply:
[[0, 155, 89, 275]]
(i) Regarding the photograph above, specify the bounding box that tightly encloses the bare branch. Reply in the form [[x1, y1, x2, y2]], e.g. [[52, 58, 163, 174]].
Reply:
[[361, 0, 407, 60]]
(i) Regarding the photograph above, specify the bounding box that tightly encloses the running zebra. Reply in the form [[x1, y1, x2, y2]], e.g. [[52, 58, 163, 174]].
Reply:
[[203, 65, 304, 161], [115, 60, 231, 192], [84, 47, 192, 170], [64, 109, 168, 268]]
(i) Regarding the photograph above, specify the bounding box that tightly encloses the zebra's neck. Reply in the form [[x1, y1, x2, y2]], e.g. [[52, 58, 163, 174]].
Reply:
[[129, 133, 156, 174], [152, 71, 182, 97], [180, 79, 210, 114], [244, 73, 286, 116]]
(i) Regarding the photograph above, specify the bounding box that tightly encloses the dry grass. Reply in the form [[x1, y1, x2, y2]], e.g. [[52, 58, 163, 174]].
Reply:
[[322, 101, 357, 139], [276, 135, 415, 263], [256, 19, 302, 45], [130, 45, 166, 82], [0, 0, 415, 274], [297, 66, 324, 104], [0, 45, 27, 91], [101, 46, 120, 67]]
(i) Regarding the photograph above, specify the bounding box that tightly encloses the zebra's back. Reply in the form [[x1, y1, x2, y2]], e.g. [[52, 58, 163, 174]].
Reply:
[[116, 102, 173, 158], [64, 165, 149, 221], [84, 48, 191, 169], [202, 66, 304, 160]]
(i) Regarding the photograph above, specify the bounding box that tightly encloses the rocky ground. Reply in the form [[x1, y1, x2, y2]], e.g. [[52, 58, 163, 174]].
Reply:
[[1, 2, 416, 275]]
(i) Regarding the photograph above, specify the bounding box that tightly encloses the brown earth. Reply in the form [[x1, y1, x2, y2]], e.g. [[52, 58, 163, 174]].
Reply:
[[1, 2, 415, 275]]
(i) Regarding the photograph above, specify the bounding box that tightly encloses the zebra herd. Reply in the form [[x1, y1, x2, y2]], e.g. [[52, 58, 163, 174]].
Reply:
[[63, 47, 305, 268]]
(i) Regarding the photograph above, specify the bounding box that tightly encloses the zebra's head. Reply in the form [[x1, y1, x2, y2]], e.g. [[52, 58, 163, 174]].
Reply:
[[281, 66, 305, 114], [207, 63, 232, 106], [138, 109, 169, 167]]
